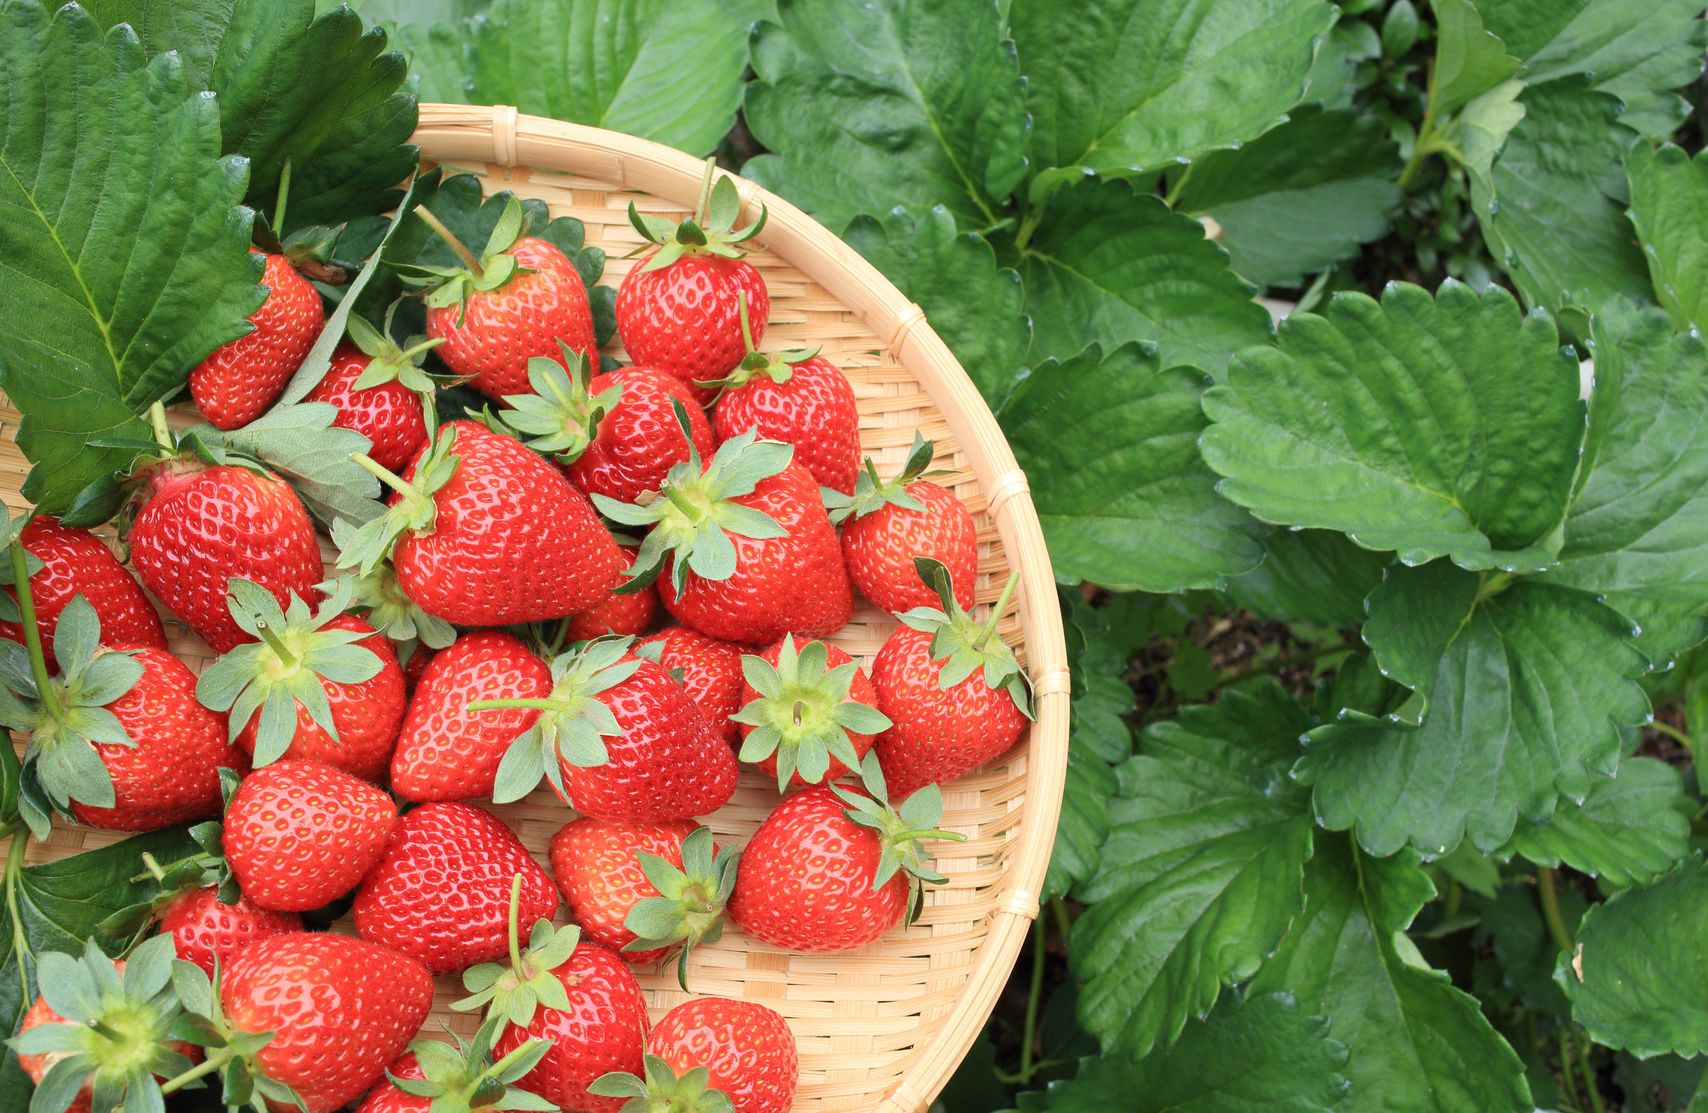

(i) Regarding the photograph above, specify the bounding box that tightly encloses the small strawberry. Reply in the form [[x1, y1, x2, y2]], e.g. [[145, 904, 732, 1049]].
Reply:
[[731, 634, 889, 789], [223, 759, 398, 911], [872, 560, 1031, 798], [355, 801, 559, 974], [478, 636, 737, 821], [127, 458, 323, 653], [617, 165, 769, 403], [827, 435, 978, 614], [161, 886, 302, 978], [390, 630, 552, 802], [324, 517, 458, 668], [567, 561, 660, 642], [356, 1020, 554, 1113], [594, 424, 851, 645], [343, 420, 626, 626], [727, 775, 960, 952], [303, 313, 440, 472], [591, 998, 798, 1113], [190, 250, 325, 430], [634, 628, 744, 744], [402, 645, 436, 693], [0, 514, 166, 671]]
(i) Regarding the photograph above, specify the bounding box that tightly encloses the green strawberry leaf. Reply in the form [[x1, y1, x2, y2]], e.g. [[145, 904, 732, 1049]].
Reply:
[[1201, 281, 1585, 571], [1071, 682, 1315, 1058], [389, 19, 472, 104], [1626, 144, 1708, 333], [0, 2, 263, 524], [1428, 0, 1522, 118], [1560, 855, 1708, 1059], [999, 343, 1265, 593], [1248, 834, 1534, 1112], [1223, 530, 1390, 628], [1500, 756, 1692, 890], [744, 0, 1029, 232], [182, 403, 384, 528]]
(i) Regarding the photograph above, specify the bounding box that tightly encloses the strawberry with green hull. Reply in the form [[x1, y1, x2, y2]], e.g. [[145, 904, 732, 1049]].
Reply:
[[163, 887, 302, 978], [0, 515, 166, 670], [566, 568, 659, 641], [303, 314, 441, 473], [324, 516, 458, 673], [872, 560, 1032, 799], [356, 1020, 555, 1113], [732, 634, 890, 789], [190, 250, 324, 430], [592, 999, 798, 1113], [634, 628, 745, 744]]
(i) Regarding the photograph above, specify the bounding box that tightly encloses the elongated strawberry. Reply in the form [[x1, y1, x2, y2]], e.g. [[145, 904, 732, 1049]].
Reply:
[[591, 999, 798, 1113], [343, 420, 625, 626], [478, 637, 737, 821], [190, 250, 325, 430], [732, 634, 889, 789], [827, 435, 978, 614], [127, 458, 323, 653], [357, 1020, 554, 1113], [160, 886, 302, 977], [872, 560, 1031, 798], [303, 313, 439, 472], [355, 801, 558, 974], [223, 759, 398, 911], [595, 424, 851, 644], [0, 515, 165, 671], [635, 628, 744, 744]]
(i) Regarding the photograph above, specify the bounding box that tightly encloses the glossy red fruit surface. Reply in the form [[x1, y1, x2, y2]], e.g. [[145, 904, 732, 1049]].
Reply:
[[647, 998, 799, 1113], [569, 365, 714, 504], [843, 481, 978, 615], [636, 628, 744, 745], [305, 343, 429, 473], [160, 888, 302, 977], [0, 517, 166, 670], [493, 942, 648, 1113], [190, 251, 325, 430], [354, 1051, 430, 1113], [223, 759, 398, 912], [566, 573, 658, 642], [549, 816, 697, 962], [616, 254, 768, 404], [713, 354, 859, 496]]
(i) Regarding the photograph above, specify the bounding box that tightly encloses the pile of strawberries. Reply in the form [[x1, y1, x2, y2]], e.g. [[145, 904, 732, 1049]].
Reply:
[[3, 165, 1032, 1113]]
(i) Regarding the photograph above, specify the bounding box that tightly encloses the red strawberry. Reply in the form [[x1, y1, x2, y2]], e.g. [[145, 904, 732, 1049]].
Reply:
[[872, 561, 1031, 798], [190, 250, 325, 430], [326, 515, 458, 672], [160, 887, 302, 977], [635, 627, 745, 744], [303, 313, 438, 472], [402, 645, 436, 693], [617, 168, 769, 403], [355, 801, 558, 974], [829, 436, 978, 614], [567, 566, 659, 642], [223, 759, 398, 911], [219, 933, 434, 1113], [732, 634, 889, 789], [357, 1025, 555, 1113], [127, 459, 323, 653], [595, 432, 851, 645], [727, 782, 960, 952], [391, 630, 552, 801], [344, 420, 625, 626], [0, 516, 166, 671], [593, 998, 798, 1113]]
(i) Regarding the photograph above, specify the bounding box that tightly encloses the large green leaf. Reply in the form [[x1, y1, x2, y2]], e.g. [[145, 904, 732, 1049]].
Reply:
[[999, 344, 1266, 593], [1561, 856, 1708, 1058], [391, 19, 471, 102], [0, 2, 262, 522], [1201, 281, 1584, 571], [1072, 682, 1316, 1057], [1048, 592, 1135, 899], [1297, 562, 1650, 856], [1224, 530, 1390, 628], [1428, 0, 1521, 118], [1008, 179, 1272, 375], [1626, 144, 1708, 332], [1011, 0, 1337, 201], [744, 0, 1028, 231], [1171, 107, 1403, 289], [1501, 756, 1692, 889], [1249, 835, 1534, 1112]]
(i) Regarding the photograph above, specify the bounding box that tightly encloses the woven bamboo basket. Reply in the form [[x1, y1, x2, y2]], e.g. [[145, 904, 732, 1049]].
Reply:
[[1, 105, 1070, 1113]]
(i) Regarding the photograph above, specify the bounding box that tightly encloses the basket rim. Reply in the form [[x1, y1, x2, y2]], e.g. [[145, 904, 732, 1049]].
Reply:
[[410, 103, 1070, 1113]]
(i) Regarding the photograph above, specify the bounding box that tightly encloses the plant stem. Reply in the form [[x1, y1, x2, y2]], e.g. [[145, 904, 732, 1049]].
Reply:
[[1399, 59, 1443, 191], [253, 620, 297, 669], [1050, 896, 1071, 944], [737, 289, 755, 353], [1648, 719, 1693, 748], [1018, 912, 1046, 1081], [11, 542, 60, 719], [976, 571, 1022, 649], [1538, 867, 1574, 954], [1558, 1025, 1582, 1112], [1012, 204, 1045, 252], [147, 401, 174, 452], [350, 453, 426, 503], [548, 615, 574, 657], [694, 157, 717, 223], [397, 337, 447, 363], [1575, 1026, 1607, 1113], [414, 206, 484, 277], [1162, 160, 1198, 209], [7, 833, 31, 1005], [274, 158, 292, 236], [506, 874, 524, 972], [160, 1048, 232, 1094]]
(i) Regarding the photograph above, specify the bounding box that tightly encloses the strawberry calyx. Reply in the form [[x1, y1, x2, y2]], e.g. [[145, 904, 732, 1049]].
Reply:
[[731, 635, 891, 790], [493, 341, 623, 465], [405, 197, 535, 325], [694, 290, 819, 395], [628, 159, 767, 274], [454, 874, 583, 1030], [345, 310, 446, 394], [193, 577, 384, 767], [163, 955, 300, 1112], [589, 1052, 737, 1113], [592, 405, 793, 594], [898, 559, 1034, 719], [474, 635, 644, 804], [822, 432, 941, 524], [98, 817, 240, 949], [323, 518, 456, 653], [834, 758, 964, 925], [622, 825, 738, 991], [339, 420, 461, 576], [385, 1016, 554, 1113]]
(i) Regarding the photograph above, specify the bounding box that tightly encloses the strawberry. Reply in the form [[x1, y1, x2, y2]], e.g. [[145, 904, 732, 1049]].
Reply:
[[127, 458, 323, 654], [343, 420, 625, 626], [567, 563, 660, 642], [594, 428, 851, 645], [190, 250, 325, 430], [0, 515, 165, 671], [402, 645, 436, 693], [325, 516, 458, 669], [634, 628, 744, 744], [390, 631, 551, 801], [416, 198, 597, 402], [727, 779, 960, 952], [617, 166, 769, 403], [223, 759, 398, 911], [161, 887, 302, 977], [591, 998, 798, 1113], [481, 637, 738, 821], [549, 820, 735, 980], [872, 560, 1031, 798], [828, 435, 978, 614], [356, 1021, 554, 1113], [731, 634, 889, 789], [303, 313, 439, 473], [355, 801, 559, 974]]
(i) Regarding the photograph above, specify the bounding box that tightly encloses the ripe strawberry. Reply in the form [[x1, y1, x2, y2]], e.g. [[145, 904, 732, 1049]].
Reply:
[[635, 627, 745, 744], [418, 198, 597, 402], [343, 420, 625, 626], [190, 250, 325, 430], [872, 560, 1031, 798], [0, 515, 165, 671], [595, 431, 851, 645], [568, 564, 660, 642], [357, 1023, 555, 1113], [727, 780, 960, 952], [617, 168, 769, 403], [591, 998, 798, 1113], [326, 515, 458, 673], [402, 645, 436, 693], [828, 435, 978, 614], [355, 801, 558, 974], [160, 887, 302, 977], [303, 314, 439, 472], [223, 759, 398, 911], [482, 637, 737, 821], [127, 458, 323, 653], [732, 634, 889, 789]]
